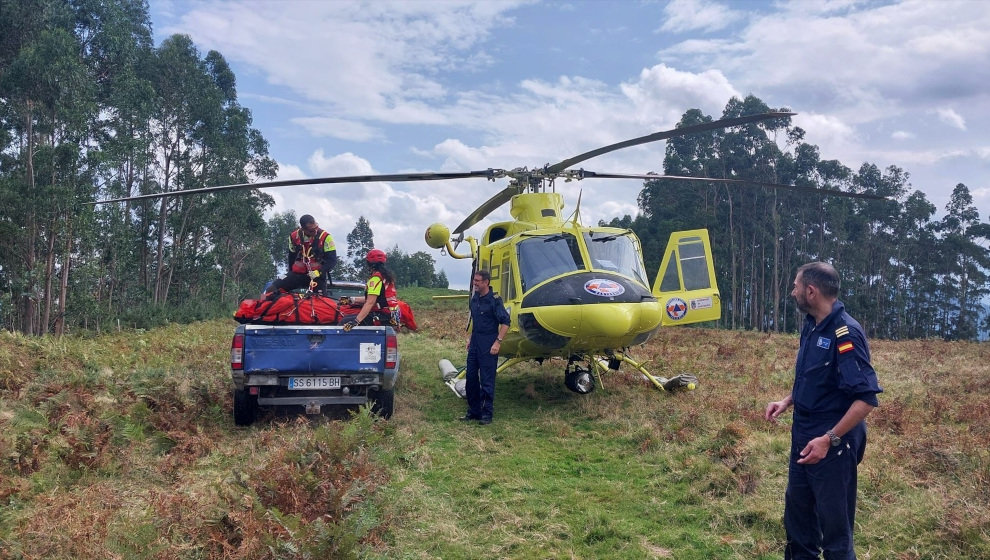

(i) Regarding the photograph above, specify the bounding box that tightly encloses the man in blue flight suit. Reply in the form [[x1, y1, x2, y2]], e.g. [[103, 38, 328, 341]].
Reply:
[[765, 262, 883, 559], [461, 269, 510, 425]]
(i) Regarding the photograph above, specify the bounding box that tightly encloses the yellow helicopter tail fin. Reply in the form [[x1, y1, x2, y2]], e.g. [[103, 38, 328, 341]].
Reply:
[[652, 229, 721, 327]]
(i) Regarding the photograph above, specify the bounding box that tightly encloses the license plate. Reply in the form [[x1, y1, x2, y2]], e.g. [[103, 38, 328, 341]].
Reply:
[[288, 376, 341, 390]]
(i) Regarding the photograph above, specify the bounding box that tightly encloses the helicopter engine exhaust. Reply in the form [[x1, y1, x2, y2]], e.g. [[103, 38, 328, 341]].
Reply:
[[439, 359, 459, 381], [439, 359, 467, 399]]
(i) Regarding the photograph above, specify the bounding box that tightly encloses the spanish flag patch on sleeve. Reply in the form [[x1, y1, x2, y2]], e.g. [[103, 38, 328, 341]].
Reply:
[[838, 341, 854, 354]]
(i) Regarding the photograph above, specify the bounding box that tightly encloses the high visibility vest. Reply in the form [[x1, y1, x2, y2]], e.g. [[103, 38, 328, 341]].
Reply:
[[366, 271, 396, 309], [289, 228, 331, 274]]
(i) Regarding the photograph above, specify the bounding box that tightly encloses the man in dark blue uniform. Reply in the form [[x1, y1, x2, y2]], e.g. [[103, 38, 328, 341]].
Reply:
[[765, 262, 883, 559], [462, 269, 510, 425]]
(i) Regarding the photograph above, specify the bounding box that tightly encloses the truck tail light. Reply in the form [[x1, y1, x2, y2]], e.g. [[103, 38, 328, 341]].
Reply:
[[231, 333, 244, 370], [386, 332, 397, 369]]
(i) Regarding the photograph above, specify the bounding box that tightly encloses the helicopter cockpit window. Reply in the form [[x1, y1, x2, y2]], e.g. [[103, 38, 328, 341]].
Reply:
[[517, 233, 585, 292], [584, 232, 648, 286]]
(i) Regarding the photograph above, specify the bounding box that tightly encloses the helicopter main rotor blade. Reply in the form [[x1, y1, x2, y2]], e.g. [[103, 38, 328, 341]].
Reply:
[[579, 171, 887, 200], [545, 111, 795, 175], [452, 185, 520, 234], [88, 170, 497, 205]]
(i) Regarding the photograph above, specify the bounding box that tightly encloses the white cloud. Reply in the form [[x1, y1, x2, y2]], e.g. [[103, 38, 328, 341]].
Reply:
[[935, 108, 966, 130], [620, 64, 740, 126], [291, 117, 382, 142], [660, 0, 744, 33], [891, 130, 915, 141], [660, 0, 990, 118], [161, 0, 527, 126], [307, 150, 374, 176]]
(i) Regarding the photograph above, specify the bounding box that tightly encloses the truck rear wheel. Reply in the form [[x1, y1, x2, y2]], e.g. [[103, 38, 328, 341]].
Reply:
[[369, 388, 394, 419], [233, 388, 258, 426]]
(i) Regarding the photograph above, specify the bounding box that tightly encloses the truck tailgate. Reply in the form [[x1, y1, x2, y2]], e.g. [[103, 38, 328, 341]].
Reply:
[[242, 325, 389, 374]]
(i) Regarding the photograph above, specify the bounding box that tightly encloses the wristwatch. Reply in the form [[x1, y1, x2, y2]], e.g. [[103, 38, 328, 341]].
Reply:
[[826, 429, 841, 447], [496, 337, 503, 342]]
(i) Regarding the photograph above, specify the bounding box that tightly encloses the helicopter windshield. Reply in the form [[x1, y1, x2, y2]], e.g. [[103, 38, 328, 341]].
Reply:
[[584, 231, 648, 286], [517, 233, 585, 292]]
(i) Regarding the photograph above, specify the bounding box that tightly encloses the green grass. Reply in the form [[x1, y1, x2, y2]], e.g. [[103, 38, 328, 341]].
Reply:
[[1, 313, 988, 558]]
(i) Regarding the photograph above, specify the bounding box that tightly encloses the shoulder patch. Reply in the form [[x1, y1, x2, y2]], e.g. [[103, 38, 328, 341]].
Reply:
[[835, 325, 850, 338], [838, 341, 854, 354]]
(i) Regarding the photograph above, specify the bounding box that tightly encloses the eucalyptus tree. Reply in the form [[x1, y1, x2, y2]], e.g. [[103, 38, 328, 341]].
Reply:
[[936, 184, 990, 340], [135, 36, 276, 309], [836, 163, 909, 338], [894, 191, 940, 338], [78, 0, 156, 329], [343, 216, 376, 281], [267, 211, 298, 276], [144, 34, 208, 304], [0, 1, 97, 334]]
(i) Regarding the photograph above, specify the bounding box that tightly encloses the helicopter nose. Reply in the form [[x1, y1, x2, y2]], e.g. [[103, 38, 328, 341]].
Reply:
[[532, 304, 640, 338], [580, 305, 637, 337]]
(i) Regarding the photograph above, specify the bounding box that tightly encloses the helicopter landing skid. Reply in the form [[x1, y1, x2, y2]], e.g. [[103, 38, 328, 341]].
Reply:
[[605, 352, 699, 392]]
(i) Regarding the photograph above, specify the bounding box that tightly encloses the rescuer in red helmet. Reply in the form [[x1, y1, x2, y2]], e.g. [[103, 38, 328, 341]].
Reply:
[[343, 248, 398, 330]]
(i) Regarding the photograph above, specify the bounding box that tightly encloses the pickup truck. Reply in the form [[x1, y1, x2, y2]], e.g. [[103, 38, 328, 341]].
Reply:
[[229, 319, 400, 426]]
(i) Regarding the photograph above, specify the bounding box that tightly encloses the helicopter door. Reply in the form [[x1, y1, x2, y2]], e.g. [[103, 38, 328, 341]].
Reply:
[[652, 229, 721, 327]]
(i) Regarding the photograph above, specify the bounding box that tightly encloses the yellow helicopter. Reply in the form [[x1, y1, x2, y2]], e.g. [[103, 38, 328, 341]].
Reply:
[[91, 111, 879, 396]]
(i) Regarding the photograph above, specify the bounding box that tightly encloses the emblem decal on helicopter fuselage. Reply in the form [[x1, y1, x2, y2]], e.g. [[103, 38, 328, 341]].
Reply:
[[666, 297, 688, 320], [584, 279, 625, 298], [690, 297, 713, 310]]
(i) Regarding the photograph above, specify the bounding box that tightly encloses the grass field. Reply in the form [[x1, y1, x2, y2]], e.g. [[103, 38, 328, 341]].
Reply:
[[1, 298, 988, 559]]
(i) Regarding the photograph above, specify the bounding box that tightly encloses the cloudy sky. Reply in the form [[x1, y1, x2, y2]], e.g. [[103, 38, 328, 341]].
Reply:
[[150, 0, 990, 288]]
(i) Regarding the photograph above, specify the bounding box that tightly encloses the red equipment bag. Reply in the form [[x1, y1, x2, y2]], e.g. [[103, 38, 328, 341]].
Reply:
[[234, 293, 300, 324], [234, 293, 343, 325], [296, 295, 341, 325]]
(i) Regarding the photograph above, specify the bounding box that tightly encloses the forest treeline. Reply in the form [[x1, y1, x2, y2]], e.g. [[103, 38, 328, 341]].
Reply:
[[2, 1, 988, 339], [605, 98, 990, 340], [0, 0, 446, 334]]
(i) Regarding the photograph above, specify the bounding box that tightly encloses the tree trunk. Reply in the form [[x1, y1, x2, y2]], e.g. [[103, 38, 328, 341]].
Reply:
[[55, 213, 72, 336], [20, 102, 38, 335], [726, 189, 738, 329], [42, 216, 57, 334]]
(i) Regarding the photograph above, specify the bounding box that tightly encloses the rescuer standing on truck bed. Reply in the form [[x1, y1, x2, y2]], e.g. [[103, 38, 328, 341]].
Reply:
[[268, 214, 337, 295]]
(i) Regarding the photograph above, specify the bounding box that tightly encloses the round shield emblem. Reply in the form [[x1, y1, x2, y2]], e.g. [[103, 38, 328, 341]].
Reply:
[[666, 297, 687, 320], [584, 279, 625, 297]]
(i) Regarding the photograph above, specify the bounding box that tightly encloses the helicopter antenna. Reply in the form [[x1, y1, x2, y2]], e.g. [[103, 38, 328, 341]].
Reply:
[[567, 190, 584, 225]]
